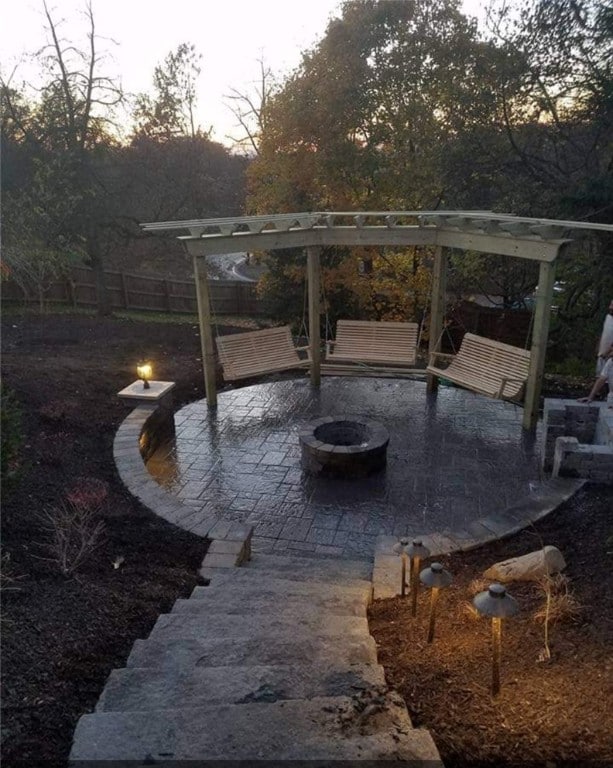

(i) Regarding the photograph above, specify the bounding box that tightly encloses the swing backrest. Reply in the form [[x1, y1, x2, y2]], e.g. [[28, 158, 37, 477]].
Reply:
[[326, 320, 419, 366], [216, 326, 310, 381]]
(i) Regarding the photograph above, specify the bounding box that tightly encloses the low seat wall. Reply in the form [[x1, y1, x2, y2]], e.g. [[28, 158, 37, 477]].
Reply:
[[542, 399, 613, 483]]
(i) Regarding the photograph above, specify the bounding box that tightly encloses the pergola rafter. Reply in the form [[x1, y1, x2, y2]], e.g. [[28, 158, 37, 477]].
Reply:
[[141, 211, 613, 429]]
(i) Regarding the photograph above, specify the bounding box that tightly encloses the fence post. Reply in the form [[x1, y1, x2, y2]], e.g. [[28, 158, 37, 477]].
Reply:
[[235, 283, 242, 315], [120, 272, 129, 309], [163, 279, 172, 312], [66, 279, 76, 308]]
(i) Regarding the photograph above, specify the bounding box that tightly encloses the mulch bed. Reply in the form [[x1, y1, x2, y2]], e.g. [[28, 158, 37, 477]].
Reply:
[[369, 484, 612, 766], [1, 311, 611, 767], [0, 312, 224, 767]]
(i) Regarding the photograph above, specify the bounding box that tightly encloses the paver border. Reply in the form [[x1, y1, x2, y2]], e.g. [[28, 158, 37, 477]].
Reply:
[[113, 402, 252, 572]]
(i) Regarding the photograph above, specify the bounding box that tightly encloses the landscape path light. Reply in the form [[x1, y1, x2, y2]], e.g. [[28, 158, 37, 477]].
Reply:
[[392, 538, 410, 597], [473, 583, 519, 697], [419, 562, 452, 643], [136, 361, 153, 389], [407, 539, 431, 617]]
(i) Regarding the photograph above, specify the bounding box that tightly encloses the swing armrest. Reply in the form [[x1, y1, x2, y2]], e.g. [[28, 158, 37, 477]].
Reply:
[[295, 345, 311, 353], [495, 376, 527, 399]]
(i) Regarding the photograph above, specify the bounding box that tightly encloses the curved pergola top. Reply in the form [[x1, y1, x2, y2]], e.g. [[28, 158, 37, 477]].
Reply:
[[141, 209, 611, 428], [141, 210, 613, 262]]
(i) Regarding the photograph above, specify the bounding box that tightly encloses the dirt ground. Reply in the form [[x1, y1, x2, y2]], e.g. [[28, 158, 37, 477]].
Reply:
[[1, 310, 611, 767]]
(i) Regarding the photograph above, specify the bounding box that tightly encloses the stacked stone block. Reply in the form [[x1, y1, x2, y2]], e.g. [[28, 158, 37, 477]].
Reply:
[[542, 399, 613, 483]]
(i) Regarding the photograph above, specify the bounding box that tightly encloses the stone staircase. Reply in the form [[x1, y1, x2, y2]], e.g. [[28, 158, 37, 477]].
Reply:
[[69, 552, 442, 764]]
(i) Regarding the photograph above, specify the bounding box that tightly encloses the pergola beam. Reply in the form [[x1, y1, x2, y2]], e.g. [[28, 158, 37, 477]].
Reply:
[[183, 226, 567, 261]]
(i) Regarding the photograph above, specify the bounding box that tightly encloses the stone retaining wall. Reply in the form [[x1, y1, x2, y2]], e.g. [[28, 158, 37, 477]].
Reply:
[[542, 399, 613, 483]]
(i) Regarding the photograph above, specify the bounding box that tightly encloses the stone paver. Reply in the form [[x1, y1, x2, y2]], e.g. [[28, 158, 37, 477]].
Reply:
[[145, 377, 552, 557]]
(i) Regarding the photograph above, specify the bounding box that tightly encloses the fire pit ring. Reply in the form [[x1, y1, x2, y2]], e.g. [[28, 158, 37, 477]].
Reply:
[[298, 416, 389, 478]]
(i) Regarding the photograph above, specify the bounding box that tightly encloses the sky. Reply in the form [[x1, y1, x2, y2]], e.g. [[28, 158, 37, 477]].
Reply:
[[0, 0, 486, 148]]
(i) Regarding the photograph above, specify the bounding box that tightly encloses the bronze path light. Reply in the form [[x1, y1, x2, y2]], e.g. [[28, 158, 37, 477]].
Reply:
[[407, 539, 431, 617], [473, 583, 519, 696], [420, 562, 452, 643], [392, 538, 410, 597]]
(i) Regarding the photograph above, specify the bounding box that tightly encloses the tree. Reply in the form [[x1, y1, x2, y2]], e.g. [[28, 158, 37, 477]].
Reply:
[[479, 1, 613, 358], [247, 0, 500, 318], [1, 1, 124, 314], [484, 0, 613, 220], [133, 43, 204, 140], [224, 57, 275, 155], [247, 0, 505, 213]]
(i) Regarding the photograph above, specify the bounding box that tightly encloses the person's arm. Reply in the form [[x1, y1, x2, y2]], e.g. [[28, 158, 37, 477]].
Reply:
[[578, 375, 606, 403]]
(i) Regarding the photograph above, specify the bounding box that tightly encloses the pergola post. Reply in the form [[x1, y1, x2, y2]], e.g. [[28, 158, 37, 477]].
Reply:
[[193, 257, 217, 408], [523, 259, 557, 430], [427, 245, 447, 393], [307, 246, 322, 386]]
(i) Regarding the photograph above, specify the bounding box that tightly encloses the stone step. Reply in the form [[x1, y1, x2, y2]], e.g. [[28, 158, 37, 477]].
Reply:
[[71, 695, 441, 763], [171, 590, 367, 617], [202, 552, 373, 586], [96, 662, 387, 712], [127, 634, 378, 669], [190, 574, 373, 603], [148, 611, 370, 642]]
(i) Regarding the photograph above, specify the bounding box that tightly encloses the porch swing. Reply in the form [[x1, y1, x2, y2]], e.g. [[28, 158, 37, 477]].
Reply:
[[426, 304, 534, 402], [321, 254, 420, 373], [216, 326, 311, 381], [213, 276, 311, 382]]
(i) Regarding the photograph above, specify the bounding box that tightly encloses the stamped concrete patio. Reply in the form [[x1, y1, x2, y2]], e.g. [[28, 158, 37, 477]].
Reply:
[[146, 376, 555, 559]]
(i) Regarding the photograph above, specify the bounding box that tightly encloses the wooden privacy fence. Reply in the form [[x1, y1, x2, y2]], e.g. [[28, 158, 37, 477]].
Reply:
[[2, 266, 266, 316]]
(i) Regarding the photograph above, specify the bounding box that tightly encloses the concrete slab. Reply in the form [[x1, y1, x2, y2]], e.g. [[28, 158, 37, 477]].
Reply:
[[205, 552, 373, 584], [188, 576, 372, 603], [196, 566, 372, 595], [71, 696, 442, 763], [126, 635, 379, 669], [96, 663, 387, 711], [171, 591, 368, 617], [148, 611, 370, 641]]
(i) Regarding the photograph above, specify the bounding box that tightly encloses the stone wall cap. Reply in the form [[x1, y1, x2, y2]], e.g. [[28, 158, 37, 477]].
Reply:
[[118, 380, 175, 401]]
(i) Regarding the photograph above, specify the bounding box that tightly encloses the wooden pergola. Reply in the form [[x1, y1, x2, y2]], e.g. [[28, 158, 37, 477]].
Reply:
[[142, 210, 613, 430]]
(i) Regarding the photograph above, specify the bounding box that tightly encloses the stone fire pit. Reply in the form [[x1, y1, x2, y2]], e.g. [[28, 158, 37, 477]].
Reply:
[[299, 416, 390, 478]]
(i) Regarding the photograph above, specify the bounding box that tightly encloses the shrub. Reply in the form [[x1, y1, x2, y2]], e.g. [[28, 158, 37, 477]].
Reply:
[[34, 500, 106, 577]]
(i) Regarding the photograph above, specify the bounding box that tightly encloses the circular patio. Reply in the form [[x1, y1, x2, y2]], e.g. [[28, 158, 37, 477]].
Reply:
[[146, 376, 546, 560]]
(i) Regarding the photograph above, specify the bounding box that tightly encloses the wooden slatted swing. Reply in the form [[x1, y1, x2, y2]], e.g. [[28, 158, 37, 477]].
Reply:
[[216, 326, 311, 381], [325, 319, 419, 368], [426, 332, 531, 401]]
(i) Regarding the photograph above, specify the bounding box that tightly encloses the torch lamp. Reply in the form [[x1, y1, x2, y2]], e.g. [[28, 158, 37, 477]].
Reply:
[[419, 562, 452, 643], [392, 538, 410, 597], [136, 361, 153, 389], [407, 539, 431, 617], [473, 583, 519, 697]]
